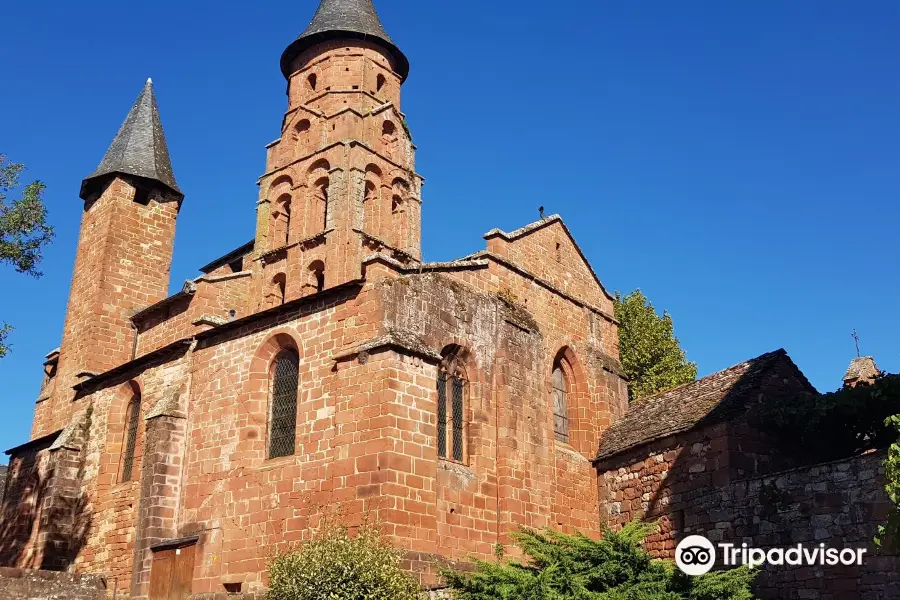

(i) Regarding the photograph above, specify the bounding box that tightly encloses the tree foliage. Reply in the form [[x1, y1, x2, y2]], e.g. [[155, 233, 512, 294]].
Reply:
[[443, 522, 757, 600], [754, 374, 900, 548], [757, 373, 900, 462], [876, 413, 900, 549], [267, 521, 420, 600], [614, 290, 697, 402], [0, 155, 54, 358]]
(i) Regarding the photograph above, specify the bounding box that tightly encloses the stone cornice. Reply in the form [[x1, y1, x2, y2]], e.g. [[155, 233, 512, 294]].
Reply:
[[196, 271, 252, 284], [355, 229, 418, 264], [257, 134, 423, 186], [257, 229, 333, 264], [333, 328, 441, 364], [469, 251, 618, 325]]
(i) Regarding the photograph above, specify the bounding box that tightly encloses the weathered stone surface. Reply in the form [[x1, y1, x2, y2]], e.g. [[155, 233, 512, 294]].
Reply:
[[0, 567, 105, 600]]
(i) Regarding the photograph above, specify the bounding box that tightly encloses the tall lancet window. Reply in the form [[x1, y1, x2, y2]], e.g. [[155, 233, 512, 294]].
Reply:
[[552, 361, 569, 443], [268, 349, 299, 459], [121, 392, 141, 482], [437, 347, 467, 463]]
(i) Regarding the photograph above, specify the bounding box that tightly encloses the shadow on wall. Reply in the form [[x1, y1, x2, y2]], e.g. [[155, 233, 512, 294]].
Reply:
[[0, 455, 48, 568], [0, 450, 91, 571], [40, 480, 92, 571]]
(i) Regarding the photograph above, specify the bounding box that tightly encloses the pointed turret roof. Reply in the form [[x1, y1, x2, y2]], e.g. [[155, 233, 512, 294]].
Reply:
[[280, 0, 409, 82], [80, 79, 182, 201]]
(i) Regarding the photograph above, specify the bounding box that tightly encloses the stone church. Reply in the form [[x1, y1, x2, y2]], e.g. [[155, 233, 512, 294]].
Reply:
[[4, 1, 897, 599], [0, 0, 629, 596]]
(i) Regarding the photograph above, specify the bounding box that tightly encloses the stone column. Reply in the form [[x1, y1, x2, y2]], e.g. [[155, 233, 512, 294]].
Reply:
[[130, 409, 187, 599]]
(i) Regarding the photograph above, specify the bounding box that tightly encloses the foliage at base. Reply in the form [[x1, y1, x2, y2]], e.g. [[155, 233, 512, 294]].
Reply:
[[876, 414, 900, 549], [267, 522, 420, 600], [442, 522, 757, 600]]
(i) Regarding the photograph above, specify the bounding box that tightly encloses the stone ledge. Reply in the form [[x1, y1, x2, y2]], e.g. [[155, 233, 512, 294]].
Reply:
[[192, 314, 229, 328], [334, 328, 441, 364]]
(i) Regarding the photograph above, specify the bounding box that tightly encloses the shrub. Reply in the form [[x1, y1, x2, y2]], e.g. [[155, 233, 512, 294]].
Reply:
[[442, 522, 757, 600], [267, 521, 420, 600]]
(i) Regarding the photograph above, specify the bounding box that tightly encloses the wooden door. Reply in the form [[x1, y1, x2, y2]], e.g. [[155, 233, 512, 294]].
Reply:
[[149, 543, 196, 600]]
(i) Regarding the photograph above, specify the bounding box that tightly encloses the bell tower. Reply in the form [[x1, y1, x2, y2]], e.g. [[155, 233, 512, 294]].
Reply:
[[254, 0, 422, 307], [34, 79, 183, 436]]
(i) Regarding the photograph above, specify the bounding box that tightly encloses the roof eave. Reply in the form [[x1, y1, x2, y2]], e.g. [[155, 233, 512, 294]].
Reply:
[[279, 30, 409, 82]]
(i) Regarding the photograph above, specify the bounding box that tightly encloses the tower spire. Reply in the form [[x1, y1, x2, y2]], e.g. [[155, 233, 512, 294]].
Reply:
[[280, 0, 408, 81], [80, 79, 182, 201]]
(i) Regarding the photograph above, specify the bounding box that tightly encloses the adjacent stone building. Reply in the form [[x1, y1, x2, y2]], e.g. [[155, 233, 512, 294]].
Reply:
[[594, 351, 900, 600], [0, 0, 627, 597]]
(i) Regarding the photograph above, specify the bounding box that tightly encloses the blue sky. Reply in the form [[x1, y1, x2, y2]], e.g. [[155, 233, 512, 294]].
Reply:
[[1, 0, 898, 451]]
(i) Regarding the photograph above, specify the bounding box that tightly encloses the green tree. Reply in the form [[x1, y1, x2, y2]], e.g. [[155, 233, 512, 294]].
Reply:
[[614, 290, 697, 402], [268, 520, 420, 600], [0, 155, 54, 358], [443, 522, 757, 600]]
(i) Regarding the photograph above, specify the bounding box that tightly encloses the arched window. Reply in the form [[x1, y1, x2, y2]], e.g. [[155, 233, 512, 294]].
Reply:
[[272, 195, 292, 247], [437, 347, 467, 462], [268, 349, 299, 459], [307, 73, 317, 91], [121, 392, 141, 482], [552, 360, 569, 443], [267, 273, 286, 308], [294, 119, 311, 148], [376, 74, 386, 93], [313, 177, 330, 231], [308, 260, 325, 294]]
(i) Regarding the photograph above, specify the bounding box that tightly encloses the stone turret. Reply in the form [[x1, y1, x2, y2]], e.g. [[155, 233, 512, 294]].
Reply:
[[33, 79, 183, 437]]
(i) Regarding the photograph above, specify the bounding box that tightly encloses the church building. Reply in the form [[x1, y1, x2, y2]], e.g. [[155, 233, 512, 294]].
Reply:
[[0, 0, 629, 596]]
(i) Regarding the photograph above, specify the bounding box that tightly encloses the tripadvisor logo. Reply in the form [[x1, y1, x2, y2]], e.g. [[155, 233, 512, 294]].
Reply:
[[675, 535, 867, 575], [675, 536, 716, 575]]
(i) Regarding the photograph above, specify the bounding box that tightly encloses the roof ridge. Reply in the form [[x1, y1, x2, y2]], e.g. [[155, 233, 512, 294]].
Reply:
[[634, 349, 786, 405]]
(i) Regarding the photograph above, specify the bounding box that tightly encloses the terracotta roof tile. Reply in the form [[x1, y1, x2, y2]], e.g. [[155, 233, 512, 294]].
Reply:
[[595, 349, 795, 461]]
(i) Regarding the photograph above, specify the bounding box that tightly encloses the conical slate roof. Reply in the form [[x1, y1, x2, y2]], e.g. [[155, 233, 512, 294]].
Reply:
[[280, 0, 409, 81], [80, 79, 182, 201]]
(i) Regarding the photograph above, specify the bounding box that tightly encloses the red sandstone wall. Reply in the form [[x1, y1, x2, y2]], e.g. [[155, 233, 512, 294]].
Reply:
[[485, 219, 614, 316], [137, 273, 252, 356], [36, 178, 180, 439], [0, 445, 54, 569]]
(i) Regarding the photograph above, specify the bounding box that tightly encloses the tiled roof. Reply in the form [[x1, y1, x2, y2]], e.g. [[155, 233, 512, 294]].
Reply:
[[199, 240, 255, 274], [280, 0, 409, 81], [80, 79, 181, 201], [843, 356, 879, 383], [595, 349, 806, 461]]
